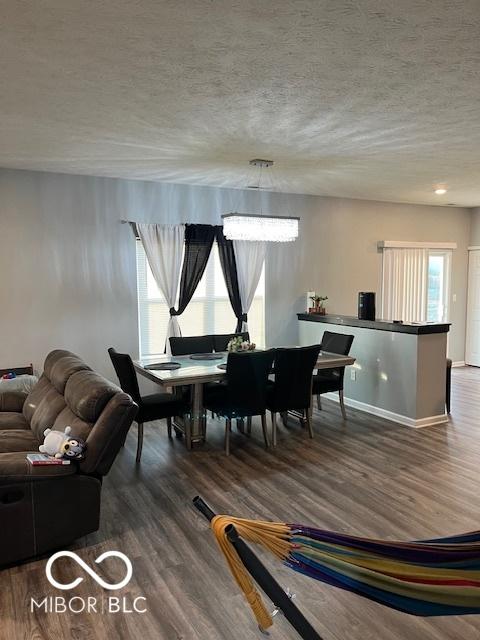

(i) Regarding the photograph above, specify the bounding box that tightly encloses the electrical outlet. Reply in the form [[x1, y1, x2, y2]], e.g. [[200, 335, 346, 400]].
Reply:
[[350, 369, 356, 381]]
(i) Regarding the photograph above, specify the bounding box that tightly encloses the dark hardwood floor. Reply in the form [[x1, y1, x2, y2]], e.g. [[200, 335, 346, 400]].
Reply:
[[2, 366, 480, 640]]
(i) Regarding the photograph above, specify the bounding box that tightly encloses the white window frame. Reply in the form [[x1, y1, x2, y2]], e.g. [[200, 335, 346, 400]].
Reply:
[[427, 250, 452, 323]]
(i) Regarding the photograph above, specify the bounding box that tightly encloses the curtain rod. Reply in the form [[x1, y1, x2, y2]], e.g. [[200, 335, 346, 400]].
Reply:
[[120, 220, 139, 238], [120, 220, 224, 240]]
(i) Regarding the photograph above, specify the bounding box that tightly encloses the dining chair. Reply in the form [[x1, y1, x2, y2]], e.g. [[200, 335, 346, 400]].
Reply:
[[203, 350, 275, 455], [108, 348, 188, 462], [312, 331, 354, 419], [169, 335, 214, 356], [266, 345, 321, 446], [212, 332, 250, 352]]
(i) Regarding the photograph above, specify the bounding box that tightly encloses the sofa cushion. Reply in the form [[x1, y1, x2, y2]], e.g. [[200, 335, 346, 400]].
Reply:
[[23, 375, 67, 442], [0, 451, 76, 484], [0, 412, 29, 431], [43, 349, 91, 394], [0, 391, 28, 413], [0, 430, 40, 454], [65, 370, 119, 423], [52, 407, 92, 443]]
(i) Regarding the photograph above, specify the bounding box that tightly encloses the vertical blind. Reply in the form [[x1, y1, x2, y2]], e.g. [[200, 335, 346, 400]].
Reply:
[[381, 248, 428, 323], [136, 240, 265, 357], [381, 247, 452, 323]]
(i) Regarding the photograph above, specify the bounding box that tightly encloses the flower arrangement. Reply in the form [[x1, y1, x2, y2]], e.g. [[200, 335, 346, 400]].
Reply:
[[226, 336, 256, 352]]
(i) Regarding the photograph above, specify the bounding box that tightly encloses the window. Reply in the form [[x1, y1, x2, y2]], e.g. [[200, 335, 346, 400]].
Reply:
[[427, 251, 451, 322], [136, 241, 265, 357], [381, 245, 452, 323]]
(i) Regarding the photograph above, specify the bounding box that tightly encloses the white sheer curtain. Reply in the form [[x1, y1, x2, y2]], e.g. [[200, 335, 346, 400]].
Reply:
[[137, 223, 185, 350], [381, 248, 428, 322], [233, 240, 266, 332]]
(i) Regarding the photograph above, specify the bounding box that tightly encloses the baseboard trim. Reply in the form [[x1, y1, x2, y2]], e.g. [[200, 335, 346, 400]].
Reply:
[[451, 361, 465, 368], [322, 392, 448, 428]]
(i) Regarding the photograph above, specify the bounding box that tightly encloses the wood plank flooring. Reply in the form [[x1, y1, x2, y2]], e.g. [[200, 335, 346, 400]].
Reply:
[[2, 366, 480, 640]]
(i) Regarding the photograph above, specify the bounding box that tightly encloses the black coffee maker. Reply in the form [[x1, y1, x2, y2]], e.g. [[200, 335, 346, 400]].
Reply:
[[358, 292, 376, 320]]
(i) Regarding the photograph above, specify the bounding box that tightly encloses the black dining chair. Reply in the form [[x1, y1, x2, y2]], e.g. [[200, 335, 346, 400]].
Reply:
[[203, 350, 275, 455], [266, 345, 321, 447], [212, 332, 250, 352], [312, 331, 354, 419], [169, 335, 214, 356], [108, 348, 188, 463]]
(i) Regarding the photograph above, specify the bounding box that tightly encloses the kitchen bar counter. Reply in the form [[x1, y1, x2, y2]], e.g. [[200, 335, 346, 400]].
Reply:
[[299, 313, 450, 428], [297, 313, 450, 335]]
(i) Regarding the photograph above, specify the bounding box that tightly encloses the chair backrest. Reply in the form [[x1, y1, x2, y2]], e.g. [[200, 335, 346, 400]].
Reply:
[[320, 331, 354, 356], [169, 335, 214, 356], [225, 350, 275, 416], [108, 347, 141, 404], [212, 332, 250, 352], [269, 345, 321, 412], [318, 331, 354, 386]]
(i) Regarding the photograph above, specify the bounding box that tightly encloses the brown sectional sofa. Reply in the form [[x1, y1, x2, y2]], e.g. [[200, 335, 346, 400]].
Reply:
[[0, 349, 138, 566]]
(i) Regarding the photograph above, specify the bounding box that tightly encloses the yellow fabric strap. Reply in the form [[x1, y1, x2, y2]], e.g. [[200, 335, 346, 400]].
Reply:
[[211, 515, 292, 630]]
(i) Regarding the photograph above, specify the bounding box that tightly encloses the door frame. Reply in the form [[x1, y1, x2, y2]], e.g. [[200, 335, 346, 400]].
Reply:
[[465, 247, 480, 366]]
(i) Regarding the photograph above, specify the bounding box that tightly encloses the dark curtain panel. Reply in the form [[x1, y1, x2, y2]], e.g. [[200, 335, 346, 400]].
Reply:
[[170, 224, 216, 319], [215, 226, 245, 332]]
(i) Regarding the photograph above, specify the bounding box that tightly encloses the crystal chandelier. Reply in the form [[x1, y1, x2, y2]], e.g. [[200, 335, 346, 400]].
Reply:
[[221, 159, 299, 242], [222, 213, 299, 242]]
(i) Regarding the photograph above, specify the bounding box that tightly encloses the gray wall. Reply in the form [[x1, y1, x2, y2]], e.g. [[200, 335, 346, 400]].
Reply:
[[304, 197, 471, 362], [469, 207, 480, 245], [0, 169, 315, 376], [0, 168, 471, 378]]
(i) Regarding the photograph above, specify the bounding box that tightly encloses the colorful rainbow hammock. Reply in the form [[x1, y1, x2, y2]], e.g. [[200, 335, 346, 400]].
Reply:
[[210, 515, 480, 631]]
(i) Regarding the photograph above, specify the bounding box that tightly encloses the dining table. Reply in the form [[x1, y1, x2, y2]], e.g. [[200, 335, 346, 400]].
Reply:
[[134, 350, 356, 449]]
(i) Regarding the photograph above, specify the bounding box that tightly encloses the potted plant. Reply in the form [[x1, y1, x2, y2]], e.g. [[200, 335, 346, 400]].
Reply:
[[309, 295, 328, 315]]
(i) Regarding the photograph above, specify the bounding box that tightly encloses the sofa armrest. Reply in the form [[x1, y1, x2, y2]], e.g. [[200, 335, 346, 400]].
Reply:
[[0, 452, 76, 486], [0, 391, 28, 413]]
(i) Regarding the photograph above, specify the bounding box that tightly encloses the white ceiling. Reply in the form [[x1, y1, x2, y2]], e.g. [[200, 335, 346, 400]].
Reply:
[[1, 1, 480, 206]]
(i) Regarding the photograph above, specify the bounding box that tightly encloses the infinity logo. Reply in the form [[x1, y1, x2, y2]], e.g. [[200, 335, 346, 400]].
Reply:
[[46, 551, 133, 591]]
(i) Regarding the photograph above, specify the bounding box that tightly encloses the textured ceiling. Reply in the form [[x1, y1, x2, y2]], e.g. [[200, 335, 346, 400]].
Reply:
[[1, 1, 480, 206]]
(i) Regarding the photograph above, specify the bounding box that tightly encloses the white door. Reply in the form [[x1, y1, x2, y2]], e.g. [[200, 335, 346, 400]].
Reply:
[[466, 250, 480, 366]]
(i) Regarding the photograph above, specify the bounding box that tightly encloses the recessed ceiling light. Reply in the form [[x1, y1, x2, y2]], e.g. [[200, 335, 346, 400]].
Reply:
[[434, 186, 447, 195]]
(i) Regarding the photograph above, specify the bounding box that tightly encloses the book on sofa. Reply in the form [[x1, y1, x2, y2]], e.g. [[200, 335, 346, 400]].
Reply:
[[26, 454, 71, 466]]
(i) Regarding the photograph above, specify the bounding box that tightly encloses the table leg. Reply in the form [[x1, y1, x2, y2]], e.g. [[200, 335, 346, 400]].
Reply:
[[188, 382, 205, 449]]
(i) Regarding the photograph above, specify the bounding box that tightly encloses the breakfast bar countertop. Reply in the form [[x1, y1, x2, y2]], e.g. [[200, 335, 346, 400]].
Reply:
[[298, 313, 450, 335]]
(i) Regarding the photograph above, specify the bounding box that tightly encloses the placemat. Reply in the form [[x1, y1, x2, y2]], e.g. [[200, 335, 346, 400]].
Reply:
[[217, 363, 227, 370], [190, 353, 223, 361], [145, 362, 181, 370]]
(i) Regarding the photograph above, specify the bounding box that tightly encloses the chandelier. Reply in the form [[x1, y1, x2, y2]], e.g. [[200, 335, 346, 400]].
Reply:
[[221, 159, 299, 243], [222, 213, 299, 242]]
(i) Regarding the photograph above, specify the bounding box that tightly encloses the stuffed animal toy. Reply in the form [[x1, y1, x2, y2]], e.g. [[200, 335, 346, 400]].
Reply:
[[39, 426, 87, 460]]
